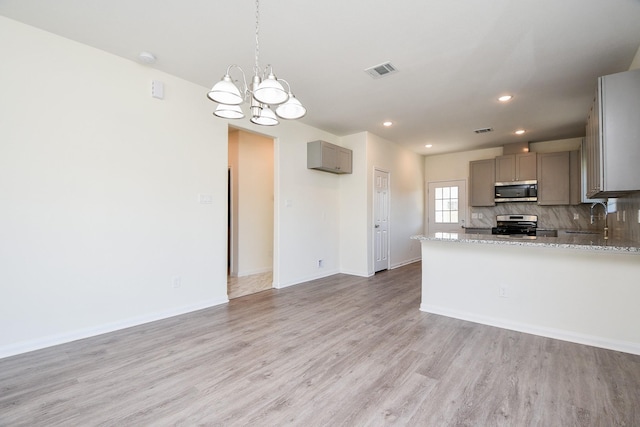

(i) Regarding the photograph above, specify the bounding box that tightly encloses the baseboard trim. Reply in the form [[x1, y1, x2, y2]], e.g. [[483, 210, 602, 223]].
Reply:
[[339, 269, 372, 277], [390, 258, 421, 270], [420, 304, 640, 356], [0, 297, 229, 359], [274, 269, 340, 289]]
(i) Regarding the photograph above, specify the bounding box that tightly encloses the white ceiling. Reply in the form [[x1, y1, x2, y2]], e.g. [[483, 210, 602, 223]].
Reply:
[[2, 0, 640, 155]]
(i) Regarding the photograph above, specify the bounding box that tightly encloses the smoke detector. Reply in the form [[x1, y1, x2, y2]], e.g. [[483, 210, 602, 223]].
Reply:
[[138, 51, 157, 64], [365, 62, 398, 79]]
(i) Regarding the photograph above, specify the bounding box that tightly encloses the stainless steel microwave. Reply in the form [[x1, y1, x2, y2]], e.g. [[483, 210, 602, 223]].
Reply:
[[494, 181, 537, 202]]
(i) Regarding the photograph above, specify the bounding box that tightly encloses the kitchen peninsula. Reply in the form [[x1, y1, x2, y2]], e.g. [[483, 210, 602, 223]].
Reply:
[[412, 232, 640, 355]]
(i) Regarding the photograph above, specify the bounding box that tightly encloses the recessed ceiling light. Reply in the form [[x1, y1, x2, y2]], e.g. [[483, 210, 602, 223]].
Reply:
[[383, 121, 393, 127], [498, 95, 513, 102], [425, 144, 433, 148], [515, 129, 526, 135]]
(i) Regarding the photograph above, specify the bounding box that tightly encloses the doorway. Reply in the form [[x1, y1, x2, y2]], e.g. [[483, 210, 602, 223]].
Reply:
[[374, 168, 390, 272], [427, 180, 467, 233], [227, 128, 274, 298]]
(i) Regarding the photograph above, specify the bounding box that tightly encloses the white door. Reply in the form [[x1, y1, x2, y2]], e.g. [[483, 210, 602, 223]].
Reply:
[[374, 169, 390, 272], [427, 180, 467, 233]]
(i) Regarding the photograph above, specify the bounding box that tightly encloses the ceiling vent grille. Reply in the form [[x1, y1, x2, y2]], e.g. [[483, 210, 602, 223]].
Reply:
[[365, 62, 398, 79], [473, 127, 494, 134]]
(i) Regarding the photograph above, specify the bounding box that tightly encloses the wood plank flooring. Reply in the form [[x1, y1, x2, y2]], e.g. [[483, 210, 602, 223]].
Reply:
[[1, 262, 639, 426], [227, 271, 272, 299]]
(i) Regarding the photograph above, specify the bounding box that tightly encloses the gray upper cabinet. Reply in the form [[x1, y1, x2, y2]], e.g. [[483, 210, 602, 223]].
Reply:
[[495, 152, 537, 183], [537, 151, 570, 205], [585, 68, 640, 197], [469, 159, 496, 207], [307, 140, 352, 174]]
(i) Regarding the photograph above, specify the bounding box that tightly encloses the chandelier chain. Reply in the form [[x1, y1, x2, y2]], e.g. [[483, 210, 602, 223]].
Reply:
[[254, 0, 260, 73]]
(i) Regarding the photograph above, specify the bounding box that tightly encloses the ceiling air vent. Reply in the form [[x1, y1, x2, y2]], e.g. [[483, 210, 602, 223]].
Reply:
[[365, 62, 398, 79], [473, 127, 494, 134]]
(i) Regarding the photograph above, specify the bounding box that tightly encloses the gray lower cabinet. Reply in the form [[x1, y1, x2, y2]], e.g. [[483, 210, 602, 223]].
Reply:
[[469, 158, 496, 206], [307, 140, 352, 174], [585, 68, 640, 197]]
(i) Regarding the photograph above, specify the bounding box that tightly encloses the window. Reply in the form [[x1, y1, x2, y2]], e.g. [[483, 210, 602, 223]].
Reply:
[[434, 186, 459, 223]]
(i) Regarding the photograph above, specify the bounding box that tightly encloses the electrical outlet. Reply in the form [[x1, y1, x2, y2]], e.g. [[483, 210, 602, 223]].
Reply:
[[573, 213, 579, 220], [637, 209, 640, 224], [623, 210, 626, 222], [499, 285, 508, 298]]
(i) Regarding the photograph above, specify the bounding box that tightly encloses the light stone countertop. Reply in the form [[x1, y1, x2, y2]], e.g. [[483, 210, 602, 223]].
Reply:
[[411, 230, 640, 254]]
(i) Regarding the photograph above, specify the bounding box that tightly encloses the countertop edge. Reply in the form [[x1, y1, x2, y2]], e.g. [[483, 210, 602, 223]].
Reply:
[[410, 234, 640, 254]]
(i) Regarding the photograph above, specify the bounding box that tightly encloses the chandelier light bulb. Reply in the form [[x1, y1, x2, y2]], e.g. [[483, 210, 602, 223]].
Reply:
[[276, 94, 306, 119], [250, 105, 279, 126], [253, 72, 288, 105], [214, 104, 245, 119], [207, 74, 243, 105]]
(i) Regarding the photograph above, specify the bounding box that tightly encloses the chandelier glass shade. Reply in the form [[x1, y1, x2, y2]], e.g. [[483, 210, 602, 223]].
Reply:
[[207, 0, 306, 126]]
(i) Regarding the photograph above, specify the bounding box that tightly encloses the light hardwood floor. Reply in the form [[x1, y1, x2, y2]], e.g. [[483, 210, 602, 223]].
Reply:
[[1, 262, 639, 426], [227, 271, 272, 299]]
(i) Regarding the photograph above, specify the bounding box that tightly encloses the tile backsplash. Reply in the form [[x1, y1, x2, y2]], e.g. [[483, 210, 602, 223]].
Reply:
[[469, 191, 640, 243]]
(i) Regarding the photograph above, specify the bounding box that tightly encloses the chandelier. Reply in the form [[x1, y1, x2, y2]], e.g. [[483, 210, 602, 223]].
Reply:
[[206, 0, 306, 126]]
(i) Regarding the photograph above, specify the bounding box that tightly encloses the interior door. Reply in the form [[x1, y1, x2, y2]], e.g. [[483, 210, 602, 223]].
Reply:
[[427, 180, 467, 233], [374, 169, 390, 272]]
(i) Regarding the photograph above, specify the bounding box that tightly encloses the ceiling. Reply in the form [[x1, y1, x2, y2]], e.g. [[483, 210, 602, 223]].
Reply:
[[2, 0, 640, 155]]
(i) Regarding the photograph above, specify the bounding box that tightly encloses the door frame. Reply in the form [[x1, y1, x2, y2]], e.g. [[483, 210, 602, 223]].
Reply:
[[373, 167, 391, 273], [426, 179, 468, 233]]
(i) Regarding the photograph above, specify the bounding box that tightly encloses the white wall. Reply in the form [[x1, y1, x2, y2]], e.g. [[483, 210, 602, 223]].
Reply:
[[339, 133, 369, 276], [367, 133, 424, 272], [234, 130, 274, 277], [0, 17, 229, 356], [630, 45, 640, 70]]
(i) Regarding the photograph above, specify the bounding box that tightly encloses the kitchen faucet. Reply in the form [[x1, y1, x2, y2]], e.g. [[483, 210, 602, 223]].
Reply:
[[590, 201, 608, 239]]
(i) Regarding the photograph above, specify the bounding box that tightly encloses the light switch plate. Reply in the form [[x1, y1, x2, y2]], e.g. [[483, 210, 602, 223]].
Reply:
[[152, 80, 164, 99]]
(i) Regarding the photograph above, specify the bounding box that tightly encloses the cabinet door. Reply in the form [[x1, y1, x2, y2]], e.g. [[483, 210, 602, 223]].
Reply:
[[585, 92, 602, 197], [599, 68, 640, 194], [336, 147, 352, 174], [321, 142, 337, 170], [516, 152, 537, 181], [569, 150, 581, 205], [469, 159, 496, 206], [537, 152, 570, 205], [494, 155, 514, 183]]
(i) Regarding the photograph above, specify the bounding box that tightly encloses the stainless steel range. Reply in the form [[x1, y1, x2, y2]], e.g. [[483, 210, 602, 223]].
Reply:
[[491, 214, 538, 236]]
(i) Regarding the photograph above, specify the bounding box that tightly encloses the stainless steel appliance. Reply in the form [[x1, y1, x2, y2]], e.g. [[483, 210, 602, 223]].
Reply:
[[494, 182, 537, 203], [491, 214, 538, 236]]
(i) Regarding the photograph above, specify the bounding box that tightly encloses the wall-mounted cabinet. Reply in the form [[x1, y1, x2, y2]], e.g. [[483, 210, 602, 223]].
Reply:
[[537, 151, 571, 205], [469, 158, 496, 207], [585, 68, 640, 197], [307, 140, 352, 174], [495, 152, 537, 183]]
